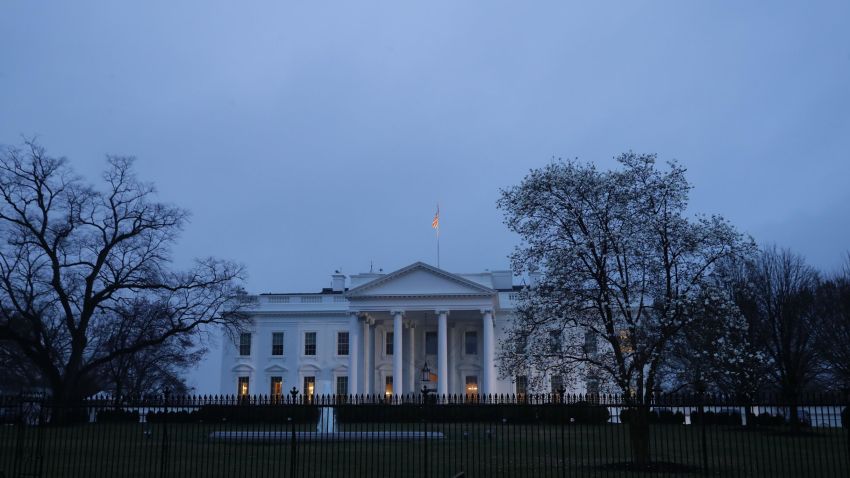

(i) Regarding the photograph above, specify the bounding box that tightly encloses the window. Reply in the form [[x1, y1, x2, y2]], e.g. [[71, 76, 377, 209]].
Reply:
[[425, 332, 437, 355], [464, 331, 478, 355], [386, 332, 394, 355], [304, 332, 317, 356], [586, 377, 599, 397], [465, 375, 479, 396], [583, 331, 597, 355], [272, 332, 284, 356], [303, 376, 315, 397], [516, 375, 528, 397], [239, 333, 251, 356], [238, 376, 249, 396], [336, 376, 349, 396], [618, 330, 633, 353], [337, 331, 349, 356], [515, 334, 528, 354], [549, 330, 561, 354], [270, 376, 282, 396], [551, 375, 564, 394], [385, 376, 393, 396]]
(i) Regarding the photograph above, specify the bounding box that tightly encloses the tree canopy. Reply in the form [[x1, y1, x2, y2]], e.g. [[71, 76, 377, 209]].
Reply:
[[0, 141, 247, 402], [497, 153, 751, 400]]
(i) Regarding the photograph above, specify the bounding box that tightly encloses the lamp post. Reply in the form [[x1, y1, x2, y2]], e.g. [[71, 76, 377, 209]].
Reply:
[[420, 362, 434, 404], [419, 362, 433, 478]]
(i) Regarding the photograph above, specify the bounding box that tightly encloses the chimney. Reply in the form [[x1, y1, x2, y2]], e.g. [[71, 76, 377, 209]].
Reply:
[[331, 273, 346, 292]]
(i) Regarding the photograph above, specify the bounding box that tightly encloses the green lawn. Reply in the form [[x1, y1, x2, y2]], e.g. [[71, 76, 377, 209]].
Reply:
[[1, 421, 847, 477]]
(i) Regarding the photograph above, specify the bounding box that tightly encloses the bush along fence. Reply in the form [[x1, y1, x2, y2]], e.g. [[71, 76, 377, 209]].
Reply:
[[0, 392, 848, 477]]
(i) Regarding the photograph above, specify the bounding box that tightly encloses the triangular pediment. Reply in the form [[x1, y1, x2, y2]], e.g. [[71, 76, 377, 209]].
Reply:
[[346, 262, 495, 298], [264, 364, 289, 373]]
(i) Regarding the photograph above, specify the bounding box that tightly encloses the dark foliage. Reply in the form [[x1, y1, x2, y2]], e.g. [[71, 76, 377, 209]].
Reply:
[[752, 412, 787, 427], [96, 409, 139, 423], [690, 410, 742, 426], [146, 405, 320, 424], [0, 141, 247, 406], [335, 402, 610, 424], [621, 408, 685, 425]]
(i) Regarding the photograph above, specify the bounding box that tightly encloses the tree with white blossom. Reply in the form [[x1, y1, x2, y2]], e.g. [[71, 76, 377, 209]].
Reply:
[[497, 153, 751, 465]]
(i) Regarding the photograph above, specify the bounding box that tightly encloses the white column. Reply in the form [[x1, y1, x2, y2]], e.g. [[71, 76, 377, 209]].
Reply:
[[392, 310, 404, 397], [406, 322, 416, 394], [437, 310, 448, 397], [362, 318, 372, 395], [482, 309, 496, 397], [348, 313, 360, 396]]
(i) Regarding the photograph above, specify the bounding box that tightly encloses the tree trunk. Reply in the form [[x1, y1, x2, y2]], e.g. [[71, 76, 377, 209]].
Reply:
[[628, 405, 651, 466], [48, 376, 91, 426], [782, 384, 801, 432]]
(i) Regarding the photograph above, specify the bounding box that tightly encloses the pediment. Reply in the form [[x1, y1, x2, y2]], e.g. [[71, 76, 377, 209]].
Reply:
[[264, 364, 289, 373], [346, 262, 494, 299]]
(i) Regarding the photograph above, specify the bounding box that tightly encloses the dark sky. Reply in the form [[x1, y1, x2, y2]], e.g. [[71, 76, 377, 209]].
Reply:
[[2, 1, 849, 391]]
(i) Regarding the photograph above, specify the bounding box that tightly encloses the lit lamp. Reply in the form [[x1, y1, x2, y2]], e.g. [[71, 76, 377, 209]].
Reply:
[[420, 362, 434, 398]]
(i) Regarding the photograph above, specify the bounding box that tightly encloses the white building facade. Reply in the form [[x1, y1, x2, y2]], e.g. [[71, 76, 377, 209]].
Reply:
[[219, 262, 530, 398]]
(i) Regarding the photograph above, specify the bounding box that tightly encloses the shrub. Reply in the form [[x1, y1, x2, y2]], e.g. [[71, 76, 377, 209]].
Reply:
[[196, 405, 318, 424], [97, 409, 139, 423], [690, 410, 742, 426], [335, 403, 609, 424], [143, 405, 319, 424], [567, 401, 611, 425], [146, 410, 197, 423], [752, 412, 785, 427], [620, 408, 685, 425], [653, 409, 686, 425]]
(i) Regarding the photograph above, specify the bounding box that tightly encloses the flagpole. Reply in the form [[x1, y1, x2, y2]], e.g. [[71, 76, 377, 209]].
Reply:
[[432, 203, 441, 268], [437, 230, 440, 268]]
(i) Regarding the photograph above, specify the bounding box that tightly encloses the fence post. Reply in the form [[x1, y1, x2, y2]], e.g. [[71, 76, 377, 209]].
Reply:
[[700, 393, 708, 475], [559, 388, 566, 478], [845, 390, 849, 471], [289, 387, 299, 478], [422, 388, 429, 478], [12, 395, 24, 478], [159, 389, 170, 478]]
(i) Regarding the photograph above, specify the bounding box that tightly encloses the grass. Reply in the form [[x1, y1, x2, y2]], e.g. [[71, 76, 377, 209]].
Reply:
[[1, 421, 848, 477]]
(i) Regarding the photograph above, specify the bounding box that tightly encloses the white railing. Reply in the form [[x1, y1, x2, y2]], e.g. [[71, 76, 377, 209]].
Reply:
[[300, 296, 323, 304]]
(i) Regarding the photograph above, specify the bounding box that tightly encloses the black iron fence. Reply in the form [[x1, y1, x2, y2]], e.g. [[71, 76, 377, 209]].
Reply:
[[1, 392, 848, 477]]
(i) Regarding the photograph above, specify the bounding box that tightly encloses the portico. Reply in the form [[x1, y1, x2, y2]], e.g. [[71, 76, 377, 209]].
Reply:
[[220, 261, 525, 400], [345, 262, 498, 396]]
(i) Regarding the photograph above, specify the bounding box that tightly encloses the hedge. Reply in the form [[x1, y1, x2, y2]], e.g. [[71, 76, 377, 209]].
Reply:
[[620, 408, 685, 425], [751, 412, 786, 427], [335, 402, 610, 424], [690, 410, 742, 426], [96, 409, 140, 423], [146, 405, 319, 424]]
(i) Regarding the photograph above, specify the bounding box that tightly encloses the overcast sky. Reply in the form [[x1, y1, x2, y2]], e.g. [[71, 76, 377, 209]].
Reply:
[[2, 1, 848, 392]]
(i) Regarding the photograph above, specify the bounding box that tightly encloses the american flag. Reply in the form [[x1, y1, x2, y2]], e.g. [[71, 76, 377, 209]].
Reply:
[[432, 204, 440, 231]]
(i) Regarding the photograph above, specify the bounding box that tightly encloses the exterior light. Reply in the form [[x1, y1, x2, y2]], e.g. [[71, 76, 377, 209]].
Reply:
[[420, 362, 432, 384]]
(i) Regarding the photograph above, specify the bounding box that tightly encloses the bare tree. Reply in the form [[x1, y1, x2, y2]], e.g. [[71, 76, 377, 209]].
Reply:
[[100, 298, 208, 398], [733, 246, 821, 426], [814, 254, 850, 391], [664, 259, 769, 399], [0, 140, 247, 408], [497, 153, 749, 465]]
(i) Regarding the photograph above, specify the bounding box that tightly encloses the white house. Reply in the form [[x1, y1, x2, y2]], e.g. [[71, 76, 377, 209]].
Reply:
[[220, 261, 549, 398]]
